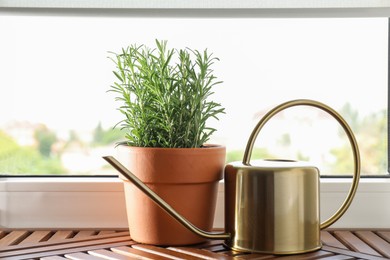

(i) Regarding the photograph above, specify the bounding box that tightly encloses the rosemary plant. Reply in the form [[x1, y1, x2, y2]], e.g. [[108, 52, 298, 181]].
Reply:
[[109, 40, 225, 148]]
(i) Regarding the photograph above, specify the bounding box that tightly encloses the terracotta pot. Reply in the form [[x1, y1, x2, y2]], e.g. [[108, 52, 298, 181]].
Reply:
[[116, 144, 226, 246]]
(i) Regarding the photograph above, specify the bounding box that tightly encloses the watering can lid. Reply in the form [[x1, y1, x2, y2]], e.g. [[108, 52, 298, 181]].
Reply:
[[227, 159, 319, 171]]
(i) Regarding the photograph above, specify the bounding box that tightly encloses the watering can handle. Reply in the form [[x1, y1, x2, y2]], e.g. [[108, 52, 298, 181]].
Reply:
[[242, 99, 361, 229]]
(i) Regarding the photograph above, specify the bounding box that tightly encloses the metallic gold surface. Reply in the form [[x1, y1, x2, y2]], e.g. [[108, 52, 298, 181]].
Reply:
[[224, 160, 322, 254], [241, 99, 360, 230]]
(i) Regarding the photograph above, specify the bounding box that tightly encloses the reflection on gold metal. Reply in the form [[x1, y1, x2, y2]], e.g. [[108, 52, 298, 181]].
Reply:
[[242, 99, 361, 230], [104, 99, 360, 255], [224, 160, 322, 254]]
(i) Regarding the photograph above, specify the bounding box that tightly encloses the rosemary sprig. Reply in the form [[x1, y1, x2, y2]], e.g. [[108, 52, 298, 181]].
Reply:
[[109, 40, 224, 148]]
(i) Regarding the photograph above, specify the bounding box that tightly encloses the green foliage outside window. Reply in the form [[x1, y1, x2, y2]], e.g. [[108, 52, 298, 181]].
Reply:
[[0, 104, 387, 175], [0, 130, 65, 174]]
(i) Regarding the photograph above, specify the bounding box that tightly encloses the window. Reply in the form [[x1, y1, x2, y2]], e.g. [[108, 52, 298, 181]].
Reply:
[[1, 3, 390, 230], [0, 16, 387, 176]]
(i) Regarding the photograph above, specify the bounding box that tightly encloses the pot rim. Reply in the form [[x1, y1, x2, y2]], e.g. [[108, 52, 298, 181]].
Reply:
[[116, 143, 226, 184], [117, 143, 225, 150]]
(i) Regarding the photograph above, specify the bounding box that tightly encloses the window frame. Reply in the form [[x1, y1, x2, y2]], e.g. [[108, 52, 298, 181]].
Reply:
[[2, 177, 390, 229], [1, 2, 390, 229]]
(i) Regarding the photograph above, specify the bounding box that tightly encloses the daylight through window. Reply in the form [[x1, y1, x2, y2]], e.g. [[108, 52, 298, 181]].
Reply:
[[0, 17, 387, 176]]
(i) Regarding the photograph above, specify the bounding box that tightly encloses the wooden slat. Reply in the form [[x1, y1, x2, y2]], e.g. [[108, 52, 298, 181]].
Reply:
[[66, 252, 106, 260], [1, 229, 390, 259], [233, 253, 276, 259], [321, 231, 349, 250], [355, 231, 390, 258], [240, 255, 277, 259], [168, 246, 236, 260], [73, 231, 97, 239], [322, 245, 386, 260], [377, 231, 390, 243], [273, 250, 335, 259], [97, 231, 116, 235], [3, 240, 133, 260], [204, 244, 229, 253], [48, 231, 75, 241], [314, 255, 354, 260], [0, 231, 30, 247], [333, 231, 382, 257], [19, 230, 52, 245], [132, 244, 204, 259], [112, 246, 173, 259], [0, 230, 8, 240], [89, 249, 141, 260], [0, 235, 133, 259], [221, 251, 245, 257], [40, 256, 69, 260], [191, 239, 226, 249], [0, 231, 129, 254]]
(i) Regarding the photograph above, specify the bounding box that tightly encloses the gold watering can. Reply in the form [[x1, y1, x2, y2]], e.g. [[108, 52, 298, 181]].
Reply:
[[104, 99, 360, 255]]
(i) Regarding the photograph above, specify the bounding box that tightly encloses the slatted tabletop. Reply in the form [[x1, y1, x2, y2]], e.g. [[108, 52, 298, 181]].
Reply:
[[1, 229, 390, 259]]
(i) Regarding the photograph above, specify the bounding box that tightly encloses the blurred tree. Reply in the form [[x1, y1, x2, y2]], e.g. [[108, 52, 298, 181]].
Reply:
[[93, 122, 104, 144], [69, 130, 81, 142], [0, 130, 18, 158], [278, 133, 291, 147], [226, 148, 273, 163], [330, 108, 387, 175], [92, 122, 124, 146], [339, 102, 361, 132], [34, 124, 57, 157], [0, 130, 65, 174]]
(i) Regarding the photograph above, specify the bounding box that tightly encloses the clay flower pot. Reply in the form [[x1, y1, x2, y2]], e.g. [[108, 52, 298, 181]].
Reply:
[[116, 144, 225, 246]]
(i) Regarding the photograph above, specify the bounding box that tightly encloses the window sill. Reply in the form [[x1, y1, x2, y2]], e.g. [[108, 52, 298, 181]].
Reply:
[[1, 177, 389, 229]]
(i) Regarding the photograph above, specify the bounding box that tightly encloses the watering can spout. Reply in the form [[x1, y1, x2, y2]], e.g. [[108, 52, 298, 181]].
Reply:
[[102, 156, 231, 241]]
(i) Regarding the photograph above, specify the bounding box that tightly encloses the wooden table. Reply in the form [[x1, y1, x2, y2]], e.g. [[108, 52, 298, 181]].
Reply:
[[1, 229, 390, 259]]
